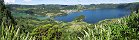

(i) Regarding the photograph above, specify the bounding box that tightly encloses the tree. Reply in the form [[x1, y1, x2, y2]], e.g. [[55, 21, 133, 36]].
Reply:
[[0, 0, 16, 25], [76, 4, 85, 11], [74, 15, 85, 22], [0, 0, 5, 12]]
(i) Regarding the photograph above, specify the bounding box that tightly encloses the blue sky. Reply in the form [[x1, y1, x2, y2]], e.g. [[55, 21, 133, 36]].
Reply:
[[4, 0, 139, 5]]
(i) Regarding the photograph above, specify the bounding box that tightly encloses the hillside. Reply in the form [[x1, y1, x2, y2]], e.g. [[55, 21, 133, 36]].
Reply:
[[0, 0, 139, 40]]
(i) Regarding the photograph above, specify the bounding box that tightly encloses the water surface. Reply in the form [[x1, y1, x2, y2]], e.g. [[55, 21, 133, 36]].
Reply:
[[54, 8, 130, 23], [12, 8, 131, 23]]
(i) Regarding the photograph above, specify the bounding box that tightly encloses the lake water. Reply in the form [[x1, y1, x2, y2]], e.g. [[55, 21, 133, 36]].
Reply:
[[54, 8, 130, 23], [12, 12, 49, 20], [12, 8, 131, 23]]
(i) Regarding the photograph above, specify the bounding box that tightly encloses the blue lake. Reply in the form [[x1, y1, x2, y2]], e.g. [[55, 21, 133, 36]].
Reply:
[[12, 8, 131, 23], [54, 8, 131, 23]]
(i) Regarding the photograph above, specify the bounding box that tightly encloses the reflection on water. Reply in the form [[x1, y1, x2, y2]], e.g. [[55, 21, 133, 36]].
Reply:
[[54, 8, 130, 23], [12, 8, 131, 23]]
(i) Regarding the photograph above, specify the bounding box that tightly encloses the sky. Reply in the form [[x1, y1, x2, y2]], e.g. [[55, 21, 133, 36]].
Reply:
[[4, 0, 139, 5]]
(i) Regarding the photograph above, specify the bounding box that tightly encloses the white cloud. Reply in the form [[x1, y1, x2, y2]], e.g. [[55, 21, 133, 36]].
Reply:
[[23, 0, 32, 2], [4, 0, 15, 3]]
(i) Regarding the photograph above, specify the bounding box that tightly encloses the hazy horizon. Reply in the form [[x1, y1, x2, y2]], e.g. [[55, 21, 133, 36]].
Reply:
[[4, 0, 139, 5]]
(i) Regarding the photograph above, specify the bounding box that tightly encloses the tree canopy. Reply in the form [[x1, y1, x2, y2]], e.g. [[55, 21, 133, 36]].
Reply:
[[0, 0, 16, 25]]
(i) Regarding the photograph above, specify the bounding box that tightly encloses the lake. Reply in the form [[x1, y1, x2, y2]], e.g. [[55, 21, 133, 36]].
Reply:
[[54, 8, 130, 23], [12, 8, 131, 23]]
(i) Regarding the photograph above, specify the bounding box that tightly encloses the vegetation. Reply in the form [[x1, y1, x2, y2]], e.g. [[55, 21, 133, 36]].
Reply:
[[1, 12, 139, 40], [74, 15, 85, 22], [0, 0, 139, 40], [7, 2, 139, 17]]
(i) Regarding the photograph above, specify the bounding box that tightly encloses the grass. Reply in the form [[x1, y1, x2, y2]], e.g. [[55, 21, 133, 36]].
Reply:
[[0, 21, 35, 40], [1, 12, 139, 40], [60, 12, 139, 40]]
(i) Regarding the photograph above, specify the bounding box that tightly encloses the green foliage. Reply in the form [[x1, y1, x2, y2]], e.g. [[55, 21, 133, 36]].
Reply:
[[0, 0, 16, 25], [0, 1, 35, 40], [126, 12, 139, 28], [61, 12, 139, 40], [0, 21, 35, 40], [74, 15, 85, 22], [1, 0, 139, 40], [2, 12, 139, 40], [31, 23, 64, 40], [124, 12, 139, 39]]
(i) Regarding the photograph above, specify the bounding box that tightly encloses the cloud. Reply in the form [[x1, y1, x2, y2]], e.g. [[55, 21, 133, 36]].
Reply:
[[4, 0, 15, 3], [23, 0, 32, 2]]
